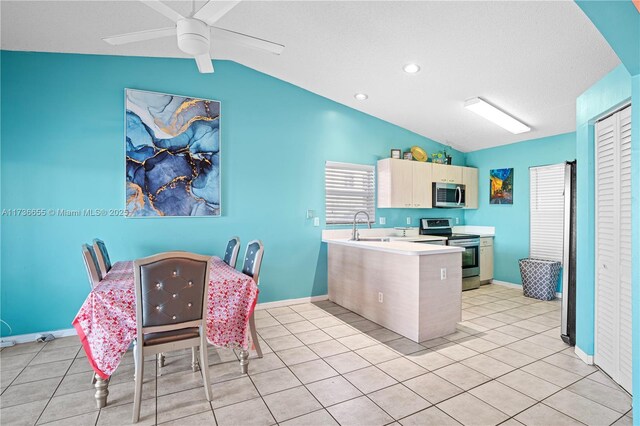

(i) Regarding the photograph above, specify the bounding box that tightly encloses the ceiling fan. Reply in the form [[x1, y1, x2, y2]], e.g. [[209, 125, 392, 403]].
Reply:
[[103, 0, 284, 73]]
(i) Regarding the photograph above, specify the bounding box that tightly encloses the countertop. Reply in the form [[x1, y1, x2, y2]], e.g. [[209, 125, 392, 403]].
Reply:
[[388, 235, 447, 242], [452, 226, 495, 237], [322, 238, 464, 256]]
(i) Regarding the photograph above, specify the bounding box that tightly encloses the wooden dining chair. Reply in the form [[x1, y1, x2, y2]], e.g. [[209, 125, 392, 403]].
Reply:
[[132, 251, 213, 423], [223, 236, 241, 268], [81, 244, 102, 289], [242, 240, 264, 358], [92, 238, 112, 278]]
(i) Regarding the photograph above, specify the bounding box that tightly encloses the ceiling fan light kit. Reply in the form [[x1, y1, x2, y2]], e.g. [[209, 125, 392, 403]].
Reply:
[[177, 19, 210, 56], [102, 0, 284, 74]]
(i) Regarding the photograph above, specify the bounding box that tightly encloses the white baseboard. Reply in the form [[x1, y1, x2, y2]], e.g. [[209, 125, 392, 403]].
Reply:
[[575, 345, 594, 365], [492, 280, 521, 289], [1, 327, 77, 345], [492, 280, 562, 299], [256, 294, 329, 310], [1, 295, 331, 345]]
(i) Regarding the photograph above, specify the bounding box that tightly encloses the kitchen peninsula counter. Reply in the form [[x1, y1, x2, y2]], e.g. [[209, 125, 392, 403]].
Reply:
[[322, 230, 463, 343]]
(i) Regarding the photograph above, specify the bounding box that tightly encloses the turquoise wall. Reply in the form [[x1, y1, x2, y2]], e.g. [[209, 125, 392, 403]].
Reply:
[[463, 133, 576, 289], [0, 51, 465, 336], [573, 1, 640, 418]]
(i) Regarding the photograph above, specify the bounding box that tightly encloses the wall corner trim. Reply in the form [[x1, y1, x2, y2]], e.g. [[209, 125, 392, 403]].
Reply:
[[575, 345, 594, 365]]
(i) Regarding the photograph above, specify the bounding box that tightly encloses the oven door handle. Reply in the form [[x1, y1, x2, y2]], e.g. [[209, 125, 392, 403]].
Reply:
[[448, 240, 480, 248]]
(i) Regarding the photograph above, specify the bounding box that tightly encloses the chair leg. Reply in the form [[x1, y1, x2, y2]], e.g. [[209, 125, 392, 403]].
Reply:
[[192, 347, 199, 372], [249, 312, 263, 358], [199, 338, 213, 401], [132, 343, 144, 423]]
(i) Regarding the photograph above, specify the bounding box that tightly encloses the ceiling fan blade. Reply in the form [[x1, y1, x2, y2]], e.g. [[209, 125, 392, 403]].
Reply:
[[139, 0, 184, 22], [194, 1, 241, 25], [212, 27, 285, 55], [195, 54, 214, 73], [103, 27, 175, 46]]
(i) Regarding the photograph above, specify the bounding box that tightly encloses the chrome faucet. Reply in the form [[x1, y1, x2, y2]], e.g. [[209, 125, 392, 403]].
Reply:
[[351, 210, 371, 241]]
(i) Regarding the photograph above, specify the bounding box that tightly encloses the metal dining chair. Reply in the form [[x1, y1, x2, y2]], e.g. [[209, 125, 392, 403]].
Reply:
[[132, 251, 213, 423], [81, 244, 102, 289], [223, 236, 241, 268], [92, 238, 112, 278], [242, 240, 265, 358]]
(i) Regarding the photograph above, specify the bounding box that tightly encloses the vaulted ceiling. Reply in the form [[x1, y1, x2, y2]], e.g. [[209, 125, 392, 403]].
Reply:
[[0, 1, 620, 151]]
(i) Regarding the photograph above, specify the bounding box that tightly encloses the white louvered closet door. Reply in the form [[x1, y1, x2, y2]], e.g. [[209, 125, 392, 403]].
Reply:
[[595, 105, 632, 394]]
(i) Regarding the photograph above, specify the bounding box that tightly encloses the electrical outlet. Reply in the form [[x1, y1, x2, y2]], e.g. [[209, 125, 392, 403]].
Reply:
[[406, 217, 411, 225], [306, 209, 315, 219], [378, 292, 383, 303], [313, 217, 320, 226], [455, 217, 459, 224], [379, 217, 386, 225], [440, 268, 447, 280]]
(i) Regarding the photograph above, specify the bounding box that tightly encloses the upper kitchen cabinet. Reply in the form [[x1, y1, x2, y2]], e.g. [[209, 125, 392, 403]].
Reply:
[[432, 163, 463, 184], [378, 159, 432, 208], [463, 167, 478, 209]]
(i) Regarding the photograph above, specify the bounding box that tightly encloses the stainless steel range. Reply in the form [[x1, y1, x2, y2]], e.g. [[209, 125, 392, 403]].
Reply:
[[419, 218, 481, 291]]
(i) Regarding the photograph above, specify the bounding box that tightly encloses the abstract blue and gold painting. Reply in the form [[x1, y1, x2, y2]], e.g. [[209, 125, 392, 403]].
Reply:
[[125, 89, 220, 217]]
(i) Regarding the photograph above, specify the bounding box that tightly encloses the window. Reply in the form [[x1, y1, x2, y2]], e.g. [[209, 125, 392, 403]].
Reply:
[[529, 163, 567, 262], [325, 161, 375, 225]]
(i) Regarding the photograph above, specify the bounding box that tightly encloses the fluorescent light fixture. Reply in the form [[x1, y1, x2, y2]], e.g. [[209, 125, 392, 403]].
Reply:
[[464, 97, 530, 134], [354, 93, 368, 101], [403, 63, 421, 74]]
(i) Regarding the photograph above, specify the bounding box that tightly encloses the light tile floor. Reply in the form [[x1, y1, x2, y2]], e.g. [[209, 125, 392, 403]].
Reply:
[[0, 284, 633, 425]]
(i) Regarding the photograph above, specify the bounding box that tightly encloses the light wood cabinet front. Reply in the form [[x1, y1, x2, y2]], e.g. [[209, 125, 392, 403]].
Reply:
[[378, 159, 413, 208], [463, 167, 479, 209], [378, 159, 432, 208], [412, 162, 432, 208], [480, 237, 494, 284], [432, 163, 463, 184]]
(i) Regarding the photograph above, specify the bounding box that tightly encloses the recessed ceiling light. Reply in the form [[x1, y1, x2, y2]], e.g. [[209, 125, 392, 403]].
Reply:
[[464, 97, 531, 134], [354, 93, 368, 101], [403, 63, 421, 74]]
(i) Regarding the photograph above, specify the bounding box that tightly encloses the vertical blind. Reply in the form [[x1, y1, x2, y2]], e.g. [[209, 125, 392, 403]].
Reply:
[[325, 161, 375, 225], [530, 163, 566, 262]]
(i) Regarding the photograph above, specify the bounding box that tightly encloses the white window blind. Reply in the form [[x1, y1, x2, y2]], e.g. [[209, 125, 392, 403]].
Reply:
[[529, 163, 566, 262], [325, 161, 375, 225]]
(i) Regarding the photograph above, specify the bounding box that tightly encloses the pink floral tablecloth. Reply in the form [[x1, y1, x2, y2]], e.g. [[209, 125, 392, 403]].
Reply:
[[72, 257, 259, 379]]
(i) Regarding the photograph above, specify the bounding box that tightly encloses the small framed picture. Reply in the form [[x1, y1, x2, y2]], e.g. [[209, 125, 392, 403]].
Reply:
[[390, 149, 401, 159], [403, 151, 413, 160]]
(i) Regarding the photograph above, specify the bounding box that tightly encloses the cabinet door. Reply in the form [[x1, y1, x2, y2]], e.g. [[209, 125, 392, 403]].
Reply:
[[480, 243, 494, 282], [432, 163, 463, 184], [412, 162, 432, 208], [377, 159, 412, 208], [463, 167, 479, 209]]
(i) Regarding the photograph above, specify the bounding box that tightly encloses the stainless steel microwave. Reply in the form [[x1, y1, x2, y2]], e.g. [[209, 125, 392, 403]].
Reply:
[[433, 183, 466, 208]]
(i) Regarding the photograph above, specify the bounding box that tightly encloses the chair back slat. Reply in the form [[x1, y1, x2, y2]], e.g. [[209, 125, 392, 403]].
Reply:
[[82, 244, 102, 288], [242, 240, 264, 284], [93, 238, 112, 277], [223, 237, 240, 268], [134, 252, 210, 329]]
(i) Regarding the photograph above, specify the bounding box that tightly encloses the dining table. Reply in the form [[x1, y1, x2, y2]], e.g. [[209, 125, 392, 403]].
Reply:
[[72, 256, 259, 409]]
